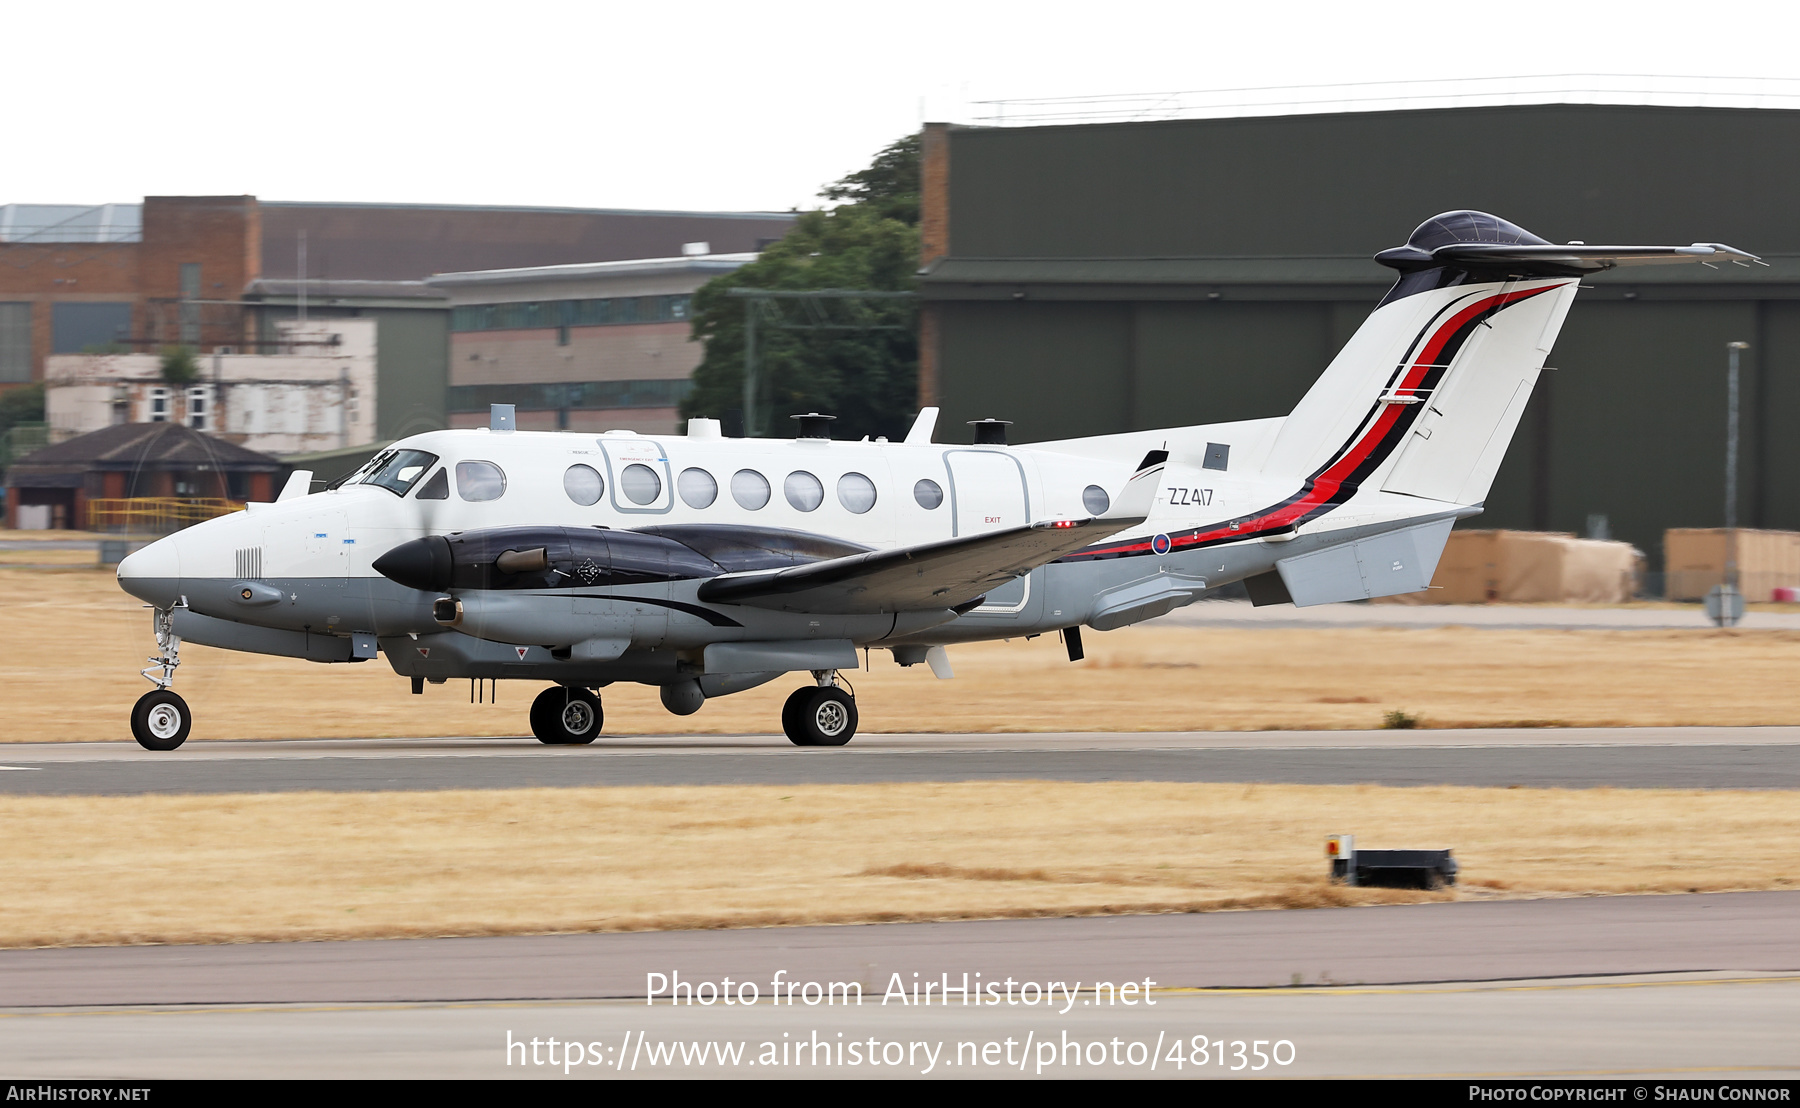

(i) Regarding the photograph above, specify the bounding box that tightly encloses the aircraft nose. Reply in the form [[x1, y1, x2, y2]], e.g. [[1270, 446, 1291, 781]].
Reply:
[[116, 537, 182, 607]]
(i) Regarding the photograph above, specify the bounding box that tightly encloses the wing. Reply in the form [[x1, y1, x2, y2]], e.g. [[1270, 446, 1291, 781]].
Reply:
[[696, 451, 1167, 615]]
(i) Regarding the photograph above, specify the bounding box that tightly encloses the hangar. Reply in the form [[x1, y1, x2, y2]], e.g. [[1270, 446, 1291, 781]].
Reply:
[[916, 105, 1800, 574]]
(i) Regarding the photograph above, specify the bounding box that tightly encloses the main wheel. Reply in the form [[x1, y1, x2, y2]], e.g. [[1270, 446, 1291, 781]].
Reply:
[[530, 686, 603, 745], [131, 689, 191, 751], [784, 686, 858, 747], [781, 687, 815, 745]]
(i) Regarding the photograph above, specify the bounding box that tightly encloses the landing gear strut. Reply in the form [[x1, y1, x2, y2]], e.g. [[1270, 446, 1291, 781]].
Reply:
[[782, 670, 858, 747], [530, 685, 603, 745], [131, 604, 191, 751]]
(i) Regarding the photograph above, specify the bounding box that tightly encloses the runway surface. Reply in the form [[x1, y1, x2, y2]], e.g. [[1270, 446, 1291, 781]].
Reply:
[[4, 977, 1796, 1079], [3, 894, 1797, 1078], [5, 892, 1796, 1007], [2, 728, 1797, 792]]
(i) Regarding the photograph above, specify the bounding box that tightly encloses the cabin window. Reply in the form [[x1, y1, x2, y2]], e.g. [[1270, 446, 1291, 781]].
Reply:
[[678, 467, 718, 508], [731, 469, 770, 510], [365, 450, 440, 496], [456, 460, 507, 502], [913, 478, 943, 510], [837, 472, 877, 514], [620, 463, 662, 506], [564, 464, 603, 506], [784, 471, 824, 512], [1082, 485, 1110, 515], [414, 467, 449, 500]]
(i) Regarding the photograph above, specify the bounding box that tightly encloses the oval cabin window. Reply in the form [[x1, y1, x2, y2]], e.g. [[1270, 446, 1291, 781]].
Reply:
[[678, 468, 718, 509], [784, 471, 824, 512], [913, 478, 944, 510], [455, 460, 507, 502], [563, 464, 603, 506], [731, 469, 771, 510], [620, 463, 662, 506], [837, 472, 877, 514], [1082, 485, 1110, 515]]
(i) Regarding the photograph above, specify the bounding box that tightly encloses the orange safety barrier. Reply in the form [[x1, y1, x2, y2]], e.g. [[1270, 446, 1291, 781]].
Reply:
[[86, 498, 246, 534]]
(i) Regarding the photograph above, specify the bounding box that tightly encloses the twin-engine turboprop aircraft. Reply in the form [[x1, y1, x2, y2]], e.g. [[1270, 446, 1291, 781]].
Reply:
[[116, 211, 1757, 750]]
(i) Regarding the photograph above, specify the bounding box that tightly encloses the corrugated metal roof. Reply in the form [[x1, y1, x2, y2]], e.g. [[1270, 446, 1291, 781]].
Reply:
[[0, 203, 142, 243], [260, 203, 794, 281], [8, 422, 281, 477], [426, 253, 757, 288]]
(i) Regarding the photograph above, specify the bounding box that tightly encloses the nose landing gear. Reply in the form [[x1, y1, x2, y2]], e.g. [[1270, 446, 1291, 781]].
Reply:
[[782, 670, 858, 747], [131, 604, 191, 751], [530, 685, 603, 745]]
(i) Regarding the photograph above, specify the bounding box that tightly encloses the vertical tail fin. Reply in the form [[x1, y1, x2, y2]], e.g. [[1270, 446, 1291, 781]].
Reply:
[[1263, 211, 1755, 509], [1264, 212, 1577, 507]]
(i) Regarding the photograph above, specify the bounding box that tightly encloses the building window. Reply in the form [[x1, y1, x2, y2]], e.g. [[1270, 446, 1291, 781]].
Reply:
[[179, 263, 201, 345], [148, 388, 170, 423], [51, 302, 132, 354], [0, 303, 30, 382], [187, 386, 210, 431], [449, 294, 696, 333]]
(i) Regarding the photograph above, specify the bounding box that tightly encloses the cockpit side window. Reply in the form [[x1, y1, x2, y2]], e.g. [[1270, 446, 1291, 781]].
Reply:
[[329, 448, 393, 491], [363, 450, 440, 496], [414, 467, 449, 500]]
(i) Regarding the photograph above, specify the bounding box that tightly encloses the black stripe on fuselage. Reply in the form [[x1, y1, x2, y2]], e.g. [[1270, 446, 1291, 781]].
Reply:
[[567, 594, 744, 627]]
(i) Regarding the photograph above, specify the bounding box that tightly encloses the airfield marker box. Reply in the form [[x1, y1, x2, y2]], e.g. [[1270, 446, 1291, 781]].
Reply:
[[1328, 836, 1458, 889]]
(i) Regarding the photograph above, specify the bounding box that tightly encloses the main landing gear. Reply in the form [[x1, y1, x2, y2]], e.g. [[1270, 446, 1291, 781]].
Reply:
[[782, 670, 858, 747], [530, 685, 603, 745], [131, 605, 191, 751]]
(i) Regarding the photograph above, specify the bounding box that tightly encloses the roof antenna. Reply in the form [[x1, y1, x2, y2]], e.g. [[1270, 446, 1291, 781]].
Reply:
[[968, 418, 1011, 445], [791, 412, 836, 440]]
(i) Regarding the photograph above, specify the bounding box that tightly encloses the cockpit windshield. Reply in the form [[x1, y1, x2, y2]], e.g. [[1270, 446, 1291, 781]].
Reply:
[[341, 449, 440, 496]]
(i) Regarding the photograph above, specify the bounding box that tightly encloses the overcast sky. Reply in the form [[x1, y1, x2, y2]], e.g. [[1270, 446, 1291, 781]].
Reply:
[[6, 1, 1796, 213]]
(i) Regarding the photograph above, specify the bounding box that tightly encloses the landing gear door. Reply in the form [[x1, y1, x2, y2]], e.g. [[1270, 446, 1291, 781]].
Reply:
[[944, 450, 1030, 538]]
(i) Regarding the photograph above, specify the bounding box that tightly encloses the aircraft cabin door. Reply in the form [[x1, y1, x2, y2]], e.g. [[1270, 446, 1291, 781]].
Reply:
[[945, 449, 1030, 537]]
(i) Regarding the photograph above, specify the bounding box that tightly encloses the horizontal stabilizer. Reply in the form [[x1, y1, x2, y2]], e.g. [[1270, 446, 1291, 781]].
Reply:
[[1431, 241, 1761, 272], [1274, 519, 1454, 606]]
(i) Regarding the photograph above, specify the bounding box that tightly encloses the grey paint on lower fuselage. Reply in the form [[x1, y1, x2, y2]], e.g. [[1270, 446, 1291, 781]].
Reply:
[[135, 506, 1469, 691]]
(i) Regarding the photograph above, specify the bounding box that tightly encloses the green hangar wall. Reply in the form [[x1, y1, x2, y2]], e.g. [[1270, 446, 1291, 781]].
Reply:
[[917, 105, 1800, 570]]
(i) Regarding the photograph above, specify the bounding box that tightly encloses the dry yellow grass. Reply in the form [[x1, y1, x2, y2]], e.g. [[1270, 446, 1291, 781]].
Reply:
[[2, 781, 1795, 948], [8, 566, 1800, 740]]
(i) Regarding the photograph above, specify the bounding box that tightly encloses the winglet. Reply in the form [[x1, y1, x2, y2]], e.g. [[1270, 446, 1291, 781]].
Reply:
[[904, 407, 940, 445]]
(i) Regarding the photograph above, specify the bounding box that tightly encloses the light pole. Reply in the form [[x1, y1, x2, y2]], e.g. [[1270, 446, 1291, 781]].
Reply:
[[1725, 341, 1749, 589], [1710, 341, 1751, 627]]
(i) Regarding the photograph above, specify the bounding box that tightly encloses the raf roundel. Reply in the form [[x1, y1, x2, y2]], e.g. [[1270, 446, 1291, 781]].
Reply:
[[1151, 533, 1172, 556]]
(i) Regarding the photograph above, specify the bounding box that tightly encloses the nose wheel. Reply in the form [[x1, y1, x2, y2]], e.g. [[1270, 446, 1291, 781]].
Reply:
[[131, 604, 191, 750], [131, 689, 192, 751], [530, 685, 603, 745], [782, 679, 858, 747]]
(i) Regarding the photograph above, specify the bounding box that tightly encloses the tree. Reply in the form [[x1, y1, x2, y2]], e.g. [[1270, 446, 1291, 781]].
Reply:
[[681, 134, 921, 440], [159, 346, 199, 386], [0, 383, 44, 435]]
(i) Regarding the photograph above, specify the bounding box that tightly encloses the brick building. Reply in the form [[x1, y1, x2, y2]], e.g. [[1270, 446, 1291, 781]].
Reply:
[[427, 251, 758, 434], [4, 421, 284, 530], [0, 198, 796, 442]]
